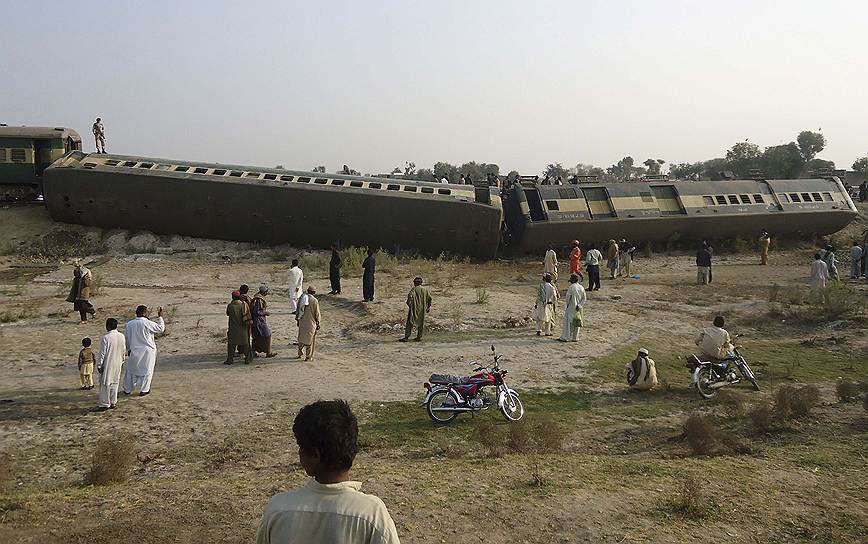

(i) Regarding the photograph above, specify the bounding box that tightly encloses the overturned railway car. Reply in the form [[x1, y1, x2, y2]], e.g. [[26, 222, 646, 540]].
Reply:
[[0, 126, 82, 201], [503, 178, 858, 254], [43, 152, 504, 259]]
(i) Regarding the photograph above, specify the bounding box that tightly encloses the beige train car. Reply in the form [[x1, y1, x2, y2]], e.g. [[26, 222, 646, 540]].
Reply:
[[504, 178, 857, 253]]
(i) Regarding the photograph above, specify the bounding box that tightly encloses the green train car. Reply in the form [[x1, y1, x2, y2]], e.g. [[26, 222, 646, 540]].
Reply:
[[0, 126, 82, 201]]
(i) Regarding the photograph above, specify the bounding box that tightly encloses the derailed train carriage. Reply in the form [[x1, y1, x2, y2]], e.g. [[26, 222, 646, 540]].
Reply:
[[0, 126, 82, 201], [502, 177, 858, 253], [42, 150, 858, 259]]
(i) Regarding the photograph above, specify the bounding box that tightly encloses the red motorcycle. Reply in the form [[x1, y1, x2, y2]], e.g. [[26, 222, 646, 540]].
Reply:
[[422, 345, 524, 424]]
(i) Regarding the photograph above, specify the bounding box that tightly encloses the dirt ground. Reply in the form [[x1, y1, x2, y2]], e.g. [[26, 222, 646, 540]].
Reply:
[[0, 204, 866, 543]]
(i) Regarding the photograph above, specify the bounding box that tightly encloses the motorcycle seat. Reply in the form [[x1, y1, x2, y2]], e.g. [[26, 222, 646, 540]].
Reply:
[[429, 374, 471, 385]]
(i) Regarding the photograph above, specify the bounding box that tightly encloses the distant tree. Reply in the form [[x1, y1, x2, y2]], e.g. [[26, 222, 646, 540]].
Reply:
[[643, 158, 665, 175], [433, 162, 459, 182], [458, 161, 500, 182], [415, 167, 434, 180], [725, 142, 761, 177], [669, 162, 703, 179], [852, 157, 868, 174], [607, 156, 635, 180], [543, 163, 569, 181], [760, 143, 803, 179], [506, 170, 520, 183], [805, 158, 835, 175], [797, 131, 826, 164], [701, 158, 728, 179], [274, 164, 284, 170]]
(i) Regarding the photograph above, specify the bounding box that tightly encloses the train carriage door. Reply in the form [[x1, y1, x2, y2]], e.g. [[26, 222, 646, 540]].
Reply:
[[581, 187, 615, 218], [650, 185, 686, 215], [523, 188, 547, 221]]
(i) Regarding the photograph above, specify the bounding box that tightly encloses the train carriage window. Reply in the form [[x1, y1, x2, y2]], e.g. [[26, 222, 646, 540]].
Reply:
[[213, 169, 227, 175], [154, 164, 171, 171], [789, 193, 801, 202], [715, 195, 727, 205], [244, 172, 261, 178], [174, 165, 189, 172], [421, 187, 434, 194], [545, 200, 560, 211], [778, 193, 790, 203], [703, 196, 715, 206], [557, 188, 576, 199], [800, 192, 812, 202], [349, 181, 363, 187], [289, 176, 304, 182], [369, 182, 382, 189], [331, 179, 345, 186], [387, 184, 400, 191], [403, 186, 417, 192], [138, 163, 154, 169], [640, 191, 654, 203], [10, 149, 26, 162], [193, 167, 208, 174], [822, 192, 833, 201], [0, 149, 7, 162], [438, 188, 451, 195], [229, 171, 243, 177], [314, 178, 328, 184], [727, 195, 739, 204], [106, 159, 120, 166], [263, 174, 277, 180], [123, 161, 138, 167], [811, 192, 822, 201], [753, 194, 765, 203], [739, 194, 751, 204]]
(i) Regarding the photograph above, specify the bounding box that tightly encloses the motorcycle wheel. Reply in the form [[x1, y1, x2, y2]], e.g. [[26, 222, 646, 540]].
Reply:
[[426, 390, 459, 424], [695, 367, 718, 399], [500, 391, 524, 422], [739, 361, 760, 391]]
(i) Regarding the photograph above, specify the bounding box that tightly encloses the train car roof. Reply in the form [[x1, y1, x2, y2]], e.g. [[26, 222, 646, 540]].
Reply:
[[529, 178, 843, 197], [0, 126, 82, 141]]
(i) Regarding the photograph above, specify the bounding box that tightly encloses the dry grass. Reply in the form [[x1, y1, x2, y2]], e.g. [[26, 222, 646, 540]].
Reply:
[[835, 380, 861, 402], [664, 475, 713, 519], [748, 402, 774, 434], [85, 433, 137, 486], [0, 306, 39, 323], [0, 453, 11, 491], [714, 390, 746, 417], [775, 384, 820, 420], [683, 413, 719, 456], [474, 287, 490, 304]]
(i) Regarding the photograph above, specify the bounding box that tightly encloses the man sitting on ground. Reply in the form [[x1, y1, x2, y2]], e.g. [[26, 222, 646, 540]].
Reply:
[[695, 315, 734, 360], [256, 400, 400, 544], [625, 347, 657, 390]]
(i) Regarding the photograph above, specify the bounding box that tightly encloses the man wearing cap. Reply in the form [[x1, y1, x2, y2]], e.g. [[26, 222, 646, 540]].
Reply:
[[225, 291, 252, 365], [92, 117, 106, 153], [625, 348, 657, 390], [297, 287, 321, 361], [400, 277, 432, 342]]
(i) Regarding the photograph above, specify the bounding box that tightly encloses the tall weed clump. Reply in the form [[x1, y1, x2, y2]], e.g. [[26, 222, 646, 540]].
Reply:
[[85, 433, 137, 485]]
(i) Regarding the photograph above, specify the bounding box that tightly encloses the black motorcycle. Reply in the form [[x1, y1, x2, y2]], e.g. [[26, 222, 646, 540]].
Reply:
[[686, 336, 759, 399]]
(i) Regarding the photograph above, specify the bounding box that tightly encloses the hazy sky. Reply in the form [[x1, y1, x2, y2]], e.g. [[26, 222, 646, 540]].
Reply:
[[2, 0, 866, 174]]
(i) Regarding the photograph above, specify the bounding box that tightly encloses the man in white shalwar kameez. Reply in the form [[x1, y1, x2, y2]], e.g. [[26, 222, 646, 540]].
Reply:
[[97, 318, 126, 411], [533, 273, 558, 336], [287, 259, 304, 312], [543, 248, 559, 285], [559, 274, 587, 342], [809, 253, 829, 302], [123, 305, 165, 396]]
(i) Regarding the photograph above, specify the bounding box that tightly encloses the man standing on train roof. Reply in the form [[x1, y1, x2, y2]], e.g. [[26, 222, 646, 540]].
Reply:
[[362, 249, 376, 302], [759, 229, 771, 265], [92, 117, 106, 153], [287, 259, 304, 313], [400, 277, 432, 342]]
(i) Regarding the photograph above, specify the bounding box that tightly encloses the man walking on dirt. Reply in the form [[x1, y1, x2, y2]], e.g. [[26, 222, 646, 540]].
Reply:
[[400, 277, 432, 342], [92, 117, 106, 153], [696, 243, 712, 285]]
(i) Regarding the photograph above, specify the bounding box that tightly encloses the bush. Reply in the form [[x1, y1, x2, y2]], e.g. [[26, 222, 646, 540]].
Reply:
[[473, 420, 505, 458], [715, 390, 745, 417], [475, 287, 490, 304], [666, 475, 712, 519], [683, 413, 719, 456], [836, 380, 861, 402], [507, 419, 534, 454], [85, 433, 136, 485], [533, 420, 564, 452], [748, 402, 774, 433], [775, 385, 820, 420]]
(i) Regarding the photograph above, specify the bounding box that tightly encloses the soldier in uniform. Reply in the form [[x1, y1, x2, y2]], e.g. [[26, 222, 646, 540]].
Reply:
[[92, 117, 106, 153]]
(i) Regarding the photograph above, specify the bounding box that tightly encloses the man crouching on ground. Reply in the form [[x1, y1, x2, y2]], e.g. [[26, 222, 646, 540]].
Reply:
[[256, 400, 400, 544]]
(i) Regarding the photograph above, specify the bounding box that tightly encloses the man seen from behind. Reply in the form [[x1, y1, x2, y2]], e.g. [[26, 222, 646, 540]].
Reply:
[[256, 400, 400, 544]]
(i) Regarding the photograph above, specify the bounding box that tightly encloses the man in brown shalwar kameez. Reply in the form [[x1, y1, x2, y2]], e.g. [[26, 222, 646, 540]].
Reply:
[[225, 290, 252, 365], [251, 285, 277, 358], [297, 287, 321, 361], [66, 260, 96, 324]]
